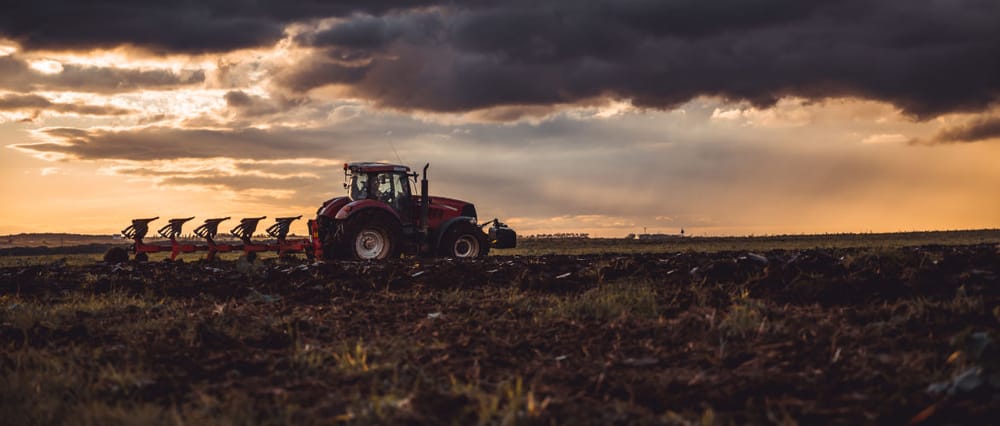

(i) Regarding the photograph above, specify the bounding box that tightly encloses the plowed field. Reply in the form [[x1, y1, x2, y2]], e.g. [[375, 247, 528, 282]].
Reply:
[[2, 244, 998, 424]]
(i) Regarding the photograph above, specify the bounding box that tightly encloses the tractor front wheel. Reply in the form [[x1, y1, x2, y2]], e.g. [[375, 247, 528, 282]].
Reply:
[[439, 222, 490, 259], [343, 212, 401, 260]]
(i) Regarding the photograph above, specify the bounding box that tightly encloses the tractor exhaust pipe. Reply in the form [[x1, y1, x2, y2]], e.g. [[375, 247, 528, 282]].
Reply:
[[421, 163, 430, 240]]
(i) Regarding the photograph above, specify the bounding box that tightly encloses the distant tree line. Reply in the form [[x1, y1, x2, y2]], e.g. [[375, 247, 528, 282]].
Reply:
[[524, 233, 590, 239]]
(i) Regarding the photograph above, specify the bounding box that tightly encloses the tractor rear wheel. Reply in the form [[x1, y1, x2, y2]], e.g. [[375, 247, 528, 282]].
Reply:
[[439, 222, 489, 259], [342, 211, 401, 260]]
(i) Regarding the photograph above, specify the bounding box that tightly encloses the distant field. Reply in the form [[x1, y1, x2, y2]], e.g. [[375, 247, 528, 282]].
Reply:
[[0, 233, 121, 249], [3, 229, 999, 264], [509, 229, 1000, 255], [0, 229, 998, 266]]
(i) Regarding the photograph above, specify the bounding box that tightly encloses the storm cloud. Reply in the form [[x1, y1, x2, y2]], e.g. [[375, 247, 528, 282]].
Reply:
[[282, 0, 1000, 119], [2, 1, 997, 119], [0, 0, 439, 53], [923, 115, 1000, 144]]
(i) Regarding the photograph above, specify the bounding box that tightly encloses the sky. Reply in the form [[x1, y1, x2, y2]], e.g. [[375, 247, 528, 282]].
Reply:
[[1, 0, 999, 237]]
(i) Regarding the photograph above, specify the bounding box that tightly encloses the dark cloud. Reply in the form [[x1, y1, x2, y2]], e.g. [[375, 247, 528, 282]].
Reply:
[[0, 55, 204, 93], [0, 93, 132, 116], [13, 126, 329, 161], [919, 115, 1000, 144], [275, 60, 371, 93], [4, 1, 996, 118], [224, 90, 308, 118], [280, 0, 1000, 119], [297, 10, 444, 50], [0, 0, 441, 53]]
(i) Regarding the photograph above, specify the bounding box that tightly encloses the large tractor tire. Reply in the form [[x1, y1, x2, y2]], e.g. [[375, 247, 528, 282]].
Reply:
[[439, 221, 490, 259], [342, 211, 401, 260]]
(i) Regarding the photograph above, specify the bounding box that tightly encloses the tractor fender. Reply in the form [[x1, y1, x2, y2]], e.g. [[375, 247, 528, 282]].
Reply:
[[432, 216, 478, 251], [334, 199, 402, 222], [317, 196, 350, 218]]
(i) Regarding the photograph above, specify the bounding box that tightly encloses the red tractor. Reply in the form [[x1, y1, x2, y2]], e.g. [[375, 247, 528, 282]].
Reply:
[[114, 162, 515, 262], [309, 162, 516, 260]]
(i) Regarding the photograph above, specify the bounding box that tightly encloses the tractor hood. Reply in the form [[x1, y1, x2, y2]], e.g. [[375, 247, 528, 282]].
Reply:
[[427, 196, 477, 219]]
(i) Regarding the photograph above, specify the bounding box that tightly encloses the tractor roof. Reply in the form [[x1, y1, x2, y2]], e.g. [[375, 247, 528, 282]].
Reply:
[[345, 162, 411, 173]]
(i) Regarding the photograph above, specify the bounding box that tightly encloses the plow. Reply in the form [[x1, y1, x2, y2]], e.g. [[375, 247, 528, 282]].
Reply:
[[111, 162, 517, 262], [118, 215, 315, 262]]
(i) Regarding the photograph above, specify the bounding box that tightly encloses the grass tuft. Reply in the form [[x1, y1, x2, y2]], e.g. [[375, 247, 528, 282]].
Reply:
[[546, 279, 659, 321]]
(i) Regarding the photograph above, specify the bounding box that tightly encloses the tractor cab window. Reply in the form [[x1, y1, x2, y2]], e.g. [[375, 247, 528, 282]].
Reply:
[[373, 173, 393, 202], [372, 172, 412, 221], [349, 173, 370, 201], [392, 173, 412, 220]]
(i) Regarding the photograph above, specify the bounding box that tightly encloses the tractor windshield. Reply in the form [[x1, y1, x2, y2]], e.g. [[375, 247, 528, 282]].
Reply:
[[373, 172, 411, 212], [349, 171, 411, 220], [349, 173, 369, 200]]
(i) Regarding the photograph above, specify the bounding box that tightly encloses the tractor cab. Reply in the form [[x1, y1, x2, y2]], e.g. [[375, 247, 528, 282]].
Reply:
[[345, 163, 415, 223]]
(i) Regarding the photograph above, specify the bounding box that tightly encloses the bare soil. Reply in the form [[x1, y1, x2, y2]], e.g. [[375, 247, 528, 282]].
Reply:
[[1, 244, 998, 424]]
